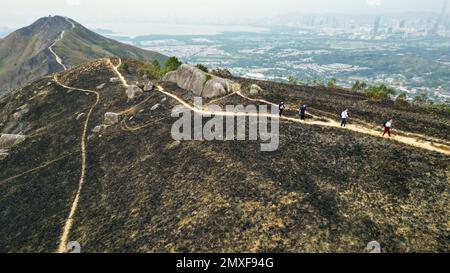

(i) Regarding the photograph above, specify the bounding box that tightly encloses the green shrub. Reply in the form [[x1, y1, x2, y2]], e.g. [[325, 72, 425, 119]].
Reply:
[[196, 64, 209, 73], [137, 63, 162, 80], [136, 57, 183, 80], [396, 92, 407, 101], [163, 56, 182, 74], [327, 77, 337, 88], [313, 79, 325, 87], [413, 93, 430, 105], [365, 84, 397, 101], [351, 80, 367, 92]]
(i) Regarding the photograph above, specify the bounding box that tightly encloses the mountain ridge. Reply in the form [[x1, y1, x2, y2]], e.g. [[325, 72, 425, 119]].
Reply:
[[0, 16, 167, 95]]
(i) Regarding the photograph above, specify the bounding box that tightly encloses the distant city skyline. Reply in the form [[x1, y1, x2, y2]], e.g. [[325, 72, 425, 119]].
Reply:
[[0, 0, 449, 29]]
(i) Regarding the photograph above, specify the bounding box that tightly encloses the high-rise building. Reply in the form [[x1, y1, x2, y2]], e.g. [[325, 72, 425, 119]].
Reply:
[[373, 16, 381, 36], [430, 0, 448, 35]]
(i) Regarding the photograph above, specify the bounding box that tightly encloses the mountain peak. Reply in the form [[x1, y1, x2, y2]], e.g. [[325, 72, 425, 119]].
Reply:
[[0, 16, 166, 95], [20, 15, 74, 36]]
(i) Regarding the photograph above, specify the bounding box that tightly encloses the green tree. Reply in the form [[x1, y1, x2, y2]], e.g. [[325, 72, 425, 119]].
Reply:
[[351, 80, 367, 92], [163, 56, 182, 73], [327, 77, 337, 88], [137, 63, 162, 80], [365, 84, 397, 101], [196, 64, 209, 73]]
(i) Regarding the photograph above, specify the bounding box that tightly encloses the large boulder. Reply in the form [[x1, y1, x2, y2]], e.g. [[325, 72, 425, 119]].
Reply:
[[126, 85, 143, 100], [163, 64, 240, 98], [104, 112, 119, 125]]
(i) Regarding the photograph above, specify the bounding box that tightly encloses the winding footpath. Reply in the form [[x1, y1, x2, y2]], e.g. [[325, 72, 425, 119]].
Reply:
[[53, 67, 100, 253], [48, 17, 75, 71]]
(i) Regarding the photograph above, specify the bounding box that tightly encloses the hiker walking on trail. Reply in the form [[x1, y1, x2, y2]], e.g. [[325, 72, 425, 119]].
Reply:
[[299, 104, 307, 121], [341, 109, 349, 127], [383, 119, 393, 137], [279, 102, 285, 116]]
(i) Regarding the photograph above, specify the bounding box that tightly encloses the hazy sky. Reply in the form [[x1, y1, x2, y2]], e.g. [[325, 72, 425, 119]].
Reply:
[[1, 0, 448, 28]]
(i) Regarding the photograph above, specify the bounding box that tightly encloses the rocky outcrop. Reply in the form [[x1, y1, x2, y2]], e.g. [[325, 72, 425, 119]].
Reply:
[[250, 84, 263, 95], [126, 85, 143, 100], [163, 64, 240, 98]]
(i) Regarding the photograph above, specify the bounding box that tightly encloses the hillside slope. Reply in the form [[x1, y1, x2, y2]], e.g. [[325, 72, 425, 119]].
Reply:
[[0, 16, 167, 95], [0, 59, 448, 253]]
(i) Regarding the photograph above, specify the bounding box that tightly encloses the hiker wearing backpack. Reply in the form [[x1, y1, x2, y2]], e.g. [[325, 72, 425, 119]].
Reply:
[[383, 119, 393, 137], [279, 102, 285, 116], [341, 109, 349, 127], [299, 104, 307, 121]]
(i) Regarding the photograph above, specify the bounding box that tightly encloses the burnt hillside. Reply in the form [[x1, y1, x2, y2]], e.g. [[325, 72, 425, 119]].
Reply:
[[0, 59, 448, 253]]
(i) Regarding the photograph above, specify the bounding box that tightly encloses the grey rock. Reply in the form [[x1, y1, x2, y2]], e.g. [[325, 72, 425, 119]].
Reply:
[[126, 85, 143, 100], [76, 113, 86, 120], [104, 112, 119, 125], [0, 134, 26, 149], [96, 83, 106, 90], [140, 155, 152, 162], [92, 125, 102, 133], [143, 81, 154, 92], [110, 77, 120, 83], [250, 84, 263, 95], [151, 104, 160, 111]]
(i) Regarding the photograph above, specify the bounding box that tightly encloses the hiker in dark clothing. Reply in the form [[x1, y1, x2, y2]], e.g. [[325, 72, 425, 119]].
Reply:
[[299, 104, 306, 120], [382, 119, 393, 137], [279, 102, 285, 116]]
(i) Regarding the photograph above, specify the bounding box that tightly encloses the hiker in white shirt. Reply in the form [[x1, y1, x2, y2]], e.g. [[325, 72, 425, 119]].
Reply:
[[383, 119, 393, 137], [341, 109, 349, 127]]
